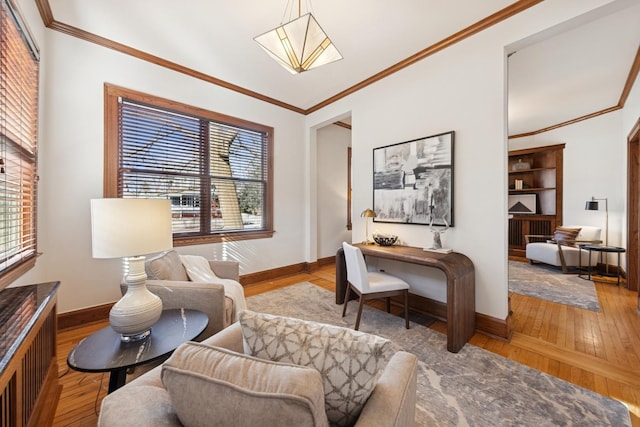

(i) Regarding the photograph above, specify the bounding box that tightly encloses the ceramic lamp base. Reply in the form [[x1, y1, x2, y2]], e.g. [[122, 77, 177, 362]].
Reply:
[[109, 256, 162, 342]]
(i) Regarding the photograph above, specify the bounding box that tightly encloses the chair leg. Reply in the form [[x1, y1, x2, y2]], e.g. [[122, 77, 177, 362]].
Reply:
[[342, 285, 351, 317], [386, 297, 391, 313], [404, 290, 409, 329], [355, 297, 365, 331]]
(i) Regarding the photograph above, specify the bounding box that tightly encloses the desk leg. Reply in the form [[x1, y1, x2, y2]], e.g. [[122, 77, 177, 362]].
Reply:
[[108, 368, 127, 393]]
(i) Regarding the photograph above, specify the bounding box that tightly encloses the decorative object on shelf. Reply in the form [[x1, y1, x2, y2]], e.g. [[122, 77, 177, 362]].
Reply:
[[361, 208, 377, 245], [253, 0, 342, 74], [373, 131, 454, 226], [511, 158, 531, 171], [509, 181, 530, 190], [90, 198, 173, 342], [508, 194, 537, 214], [372, 233, 398, 246]]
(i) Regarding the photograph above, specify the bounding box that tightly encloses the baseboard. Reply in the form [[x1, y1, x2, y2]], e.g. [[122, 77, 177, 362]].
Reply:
[[60, 261, 319, 330], [58, 303, 112, 330], [317, 255, 336, 267], [239, 262, 309, 285], [58, 256, 512, 341], [396, 293, 512, 341]]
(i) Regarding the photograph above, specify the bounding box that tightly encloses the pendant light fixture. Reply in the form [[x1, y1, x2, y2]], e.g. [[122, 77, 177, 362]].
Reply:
[[254, 0, 342, 74]]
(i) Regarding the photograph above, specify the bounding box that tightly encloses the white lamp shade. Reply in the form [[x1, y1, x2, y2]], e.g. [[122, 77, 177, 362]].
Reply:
[[91, 198, 173, 258], [254, 13, 342, 74]]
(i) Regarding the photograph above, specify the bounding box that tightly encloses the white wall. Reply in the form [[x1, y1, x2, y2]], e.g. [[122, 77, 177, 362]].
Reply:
[[509, 111, 625, 248], [13, 3, 308, 313], [306, 0, 621, 320], [316, 125, 352, 259], [12, 0, 626, 321]]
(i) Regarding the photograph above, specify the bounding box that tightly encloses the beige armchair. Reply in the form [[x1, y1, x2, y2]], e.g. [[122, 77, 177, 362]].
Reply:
[[121, 250, 236, 340], [525, 226, 602, 273]]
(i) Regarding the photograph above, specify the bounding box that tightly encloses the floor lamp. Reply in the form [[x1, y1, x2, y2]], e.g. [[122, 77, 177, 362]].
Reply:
[[585, 196, 608, 270]]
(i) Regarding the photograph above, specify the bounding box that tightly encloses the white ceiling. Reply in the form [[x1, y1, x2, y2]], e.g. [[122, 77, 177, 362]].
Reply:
[[49, 0, 640, 135], [507, 0, 640, 135]]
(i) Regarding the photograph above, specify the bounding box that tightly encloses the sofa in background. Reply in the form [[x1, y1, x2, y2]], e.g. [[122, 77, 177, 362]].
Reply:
[[525, 226, 602, 273]]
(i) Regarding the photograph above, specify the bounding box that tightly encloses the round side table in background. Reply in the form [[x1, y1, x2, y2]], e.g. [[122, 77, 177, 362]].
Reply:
[[67, 308, 208, 393], [578, 245, 626, 286]]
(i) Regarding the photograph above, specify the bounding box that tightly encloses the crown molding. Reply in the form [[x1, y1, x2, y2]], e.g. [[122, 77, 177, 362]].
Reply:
[[34, 0, 638, 137], [35, 0, 540, 116]]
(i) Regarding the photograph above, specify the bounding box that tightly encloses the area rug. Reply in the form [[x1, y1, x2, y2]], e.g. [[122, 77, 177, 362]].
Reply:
[[509, 260, 600, 311], [247, 282, 629, 426]]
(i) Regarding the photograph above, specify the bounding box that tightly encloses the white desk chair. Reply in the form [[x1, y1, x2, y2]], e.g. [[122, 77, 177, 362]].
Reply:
[[341, 242, 410, 330]]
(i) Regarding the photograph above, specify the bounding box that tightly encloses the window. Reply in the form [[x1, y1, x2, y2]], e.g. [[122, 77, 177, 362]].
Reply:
[[104, 84, 274, 245], [0, 0, 39, 289]]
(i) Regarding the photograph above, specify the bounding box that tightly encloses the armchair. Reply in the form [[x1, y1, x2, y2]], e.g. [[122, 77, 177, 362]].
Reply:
[[121, 250, 237, 341], [525, 226, 602, 273], [98, 318, 418, 427]]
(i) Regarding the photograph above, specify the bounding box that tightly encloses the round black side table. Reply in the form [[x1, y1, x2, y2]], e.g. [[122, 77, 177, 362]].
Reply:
[[578, 245, 626, 286], [67, 308, 208, 393]]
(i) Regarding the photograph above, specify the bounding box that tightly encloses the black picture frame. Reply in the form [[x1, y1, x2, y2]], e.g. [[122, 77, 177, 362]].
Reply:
[[373, 131, 454, 226]]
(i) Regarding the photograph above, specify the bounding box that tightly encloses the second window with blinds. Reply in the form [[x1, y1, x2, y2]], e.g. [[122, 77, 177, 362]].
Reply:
[[104, 84, 274, 246]]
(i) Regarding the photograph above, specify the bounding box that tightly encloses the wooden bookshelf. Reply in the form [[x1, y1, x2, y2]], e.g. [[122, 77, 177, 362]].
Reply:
[[508, 144, 565, 257]]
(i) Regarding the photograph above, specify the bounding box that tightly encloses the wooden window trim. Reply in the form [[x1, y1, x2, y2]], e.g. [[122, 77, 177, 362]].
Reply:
[[104, 83, 274, 245]]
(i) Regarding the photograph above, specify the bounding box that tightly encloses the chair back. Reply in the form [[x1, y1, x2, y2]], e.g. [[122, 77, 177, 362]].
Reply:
[[342, 242, 370, 292]]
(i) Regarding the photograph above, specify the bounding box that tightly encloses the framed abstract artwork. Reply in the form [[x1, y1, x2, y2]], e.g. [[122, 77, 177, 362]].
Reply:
[[508, 194, 537, 214], [373, 131, 454, 226]]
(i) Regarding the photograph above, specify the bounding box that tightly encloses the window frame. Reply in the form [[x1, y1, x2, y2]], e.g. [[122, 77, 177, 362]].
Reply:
[[0, 0, 40, 290], [104, 83, 274, 246]]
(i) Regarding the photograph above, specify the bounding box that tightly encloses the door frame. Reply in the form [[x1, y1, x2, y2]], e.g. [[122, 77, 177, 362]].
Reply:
[[626, 116, 639, 297]]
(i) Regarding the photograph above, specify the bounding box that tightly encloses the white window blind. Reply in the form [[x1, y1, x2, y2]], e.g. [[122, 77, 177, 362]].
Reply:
[[0, 0, 39, 285]]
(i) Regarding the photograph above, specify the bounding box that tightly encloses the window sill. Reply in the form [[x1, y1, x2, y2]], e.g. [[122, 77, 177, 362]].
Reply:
[[173, 230, 275, 246]]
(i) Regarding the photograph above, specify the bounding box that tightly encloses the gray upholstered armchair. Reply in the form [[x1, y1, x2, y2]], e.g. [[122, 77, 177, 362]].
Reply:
[[120, 250, 236, 341]]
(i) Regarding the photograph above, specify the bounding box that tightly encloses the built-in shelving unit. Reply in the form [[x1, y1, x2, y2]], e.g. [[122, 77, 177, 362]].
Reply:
[[508, 143, 565, 257]]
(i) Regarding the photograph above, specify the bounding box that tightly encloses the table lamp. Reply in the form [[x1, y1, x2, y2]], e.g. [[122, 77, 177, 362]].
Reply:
[[91, 198, 173, 342], [361, 208, 376, 244]]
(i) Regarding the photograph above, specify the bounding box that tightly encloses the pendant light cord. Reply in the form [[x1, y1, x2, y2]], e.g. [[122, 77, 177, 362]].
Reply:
[[281, 0, 315, 23]]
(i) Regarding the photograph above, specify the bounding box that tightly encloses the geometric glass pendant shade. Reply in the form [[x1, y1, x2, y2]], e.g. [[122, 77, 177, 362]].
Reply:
[[254, 12, 342, 74]]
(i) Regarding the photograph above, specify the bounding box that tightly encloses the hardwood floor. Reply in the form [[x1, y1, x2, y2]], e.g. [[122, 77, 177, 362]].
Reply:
[[53, 264, 640, 426]]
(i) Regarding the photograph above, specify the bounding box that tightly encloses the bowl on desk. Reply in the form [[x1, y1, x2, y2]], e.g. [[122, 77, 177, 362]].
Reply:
[[373, 234, 398, 246]]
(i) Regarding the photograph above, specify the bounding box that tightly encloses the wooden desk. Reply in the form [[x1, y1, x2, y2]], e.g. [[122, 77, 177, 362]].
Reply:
[[336, 244, 475, 353]]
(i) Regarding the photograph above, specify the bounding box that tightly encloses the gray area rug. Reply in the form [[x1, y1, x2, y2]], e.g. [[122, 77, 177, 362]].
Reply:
[[509, 261, 600, 311], [247, 282, 629, 426]]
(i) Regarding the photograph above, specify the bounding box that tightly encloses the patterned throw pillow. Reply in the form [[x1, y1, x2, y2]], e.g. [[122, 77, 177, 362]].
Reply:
[[239, 310, 392, 427], [553, 227, 581, 246]]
